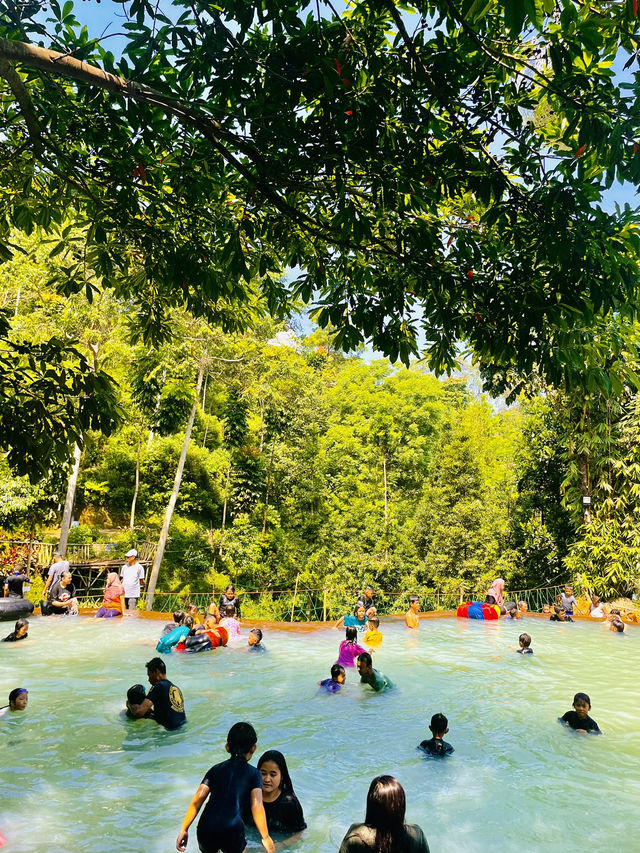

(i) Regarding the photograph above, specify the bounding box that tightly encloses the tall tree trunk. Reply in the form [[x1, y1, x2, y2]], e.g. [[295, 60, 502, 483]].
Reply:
[[261, 442, 276, 537], [146, 361, 205, 609], [129, 431, 142, 531], [219, 458, 232, 556], [58, 442, 82, 556], [383, 453, 389, 561]]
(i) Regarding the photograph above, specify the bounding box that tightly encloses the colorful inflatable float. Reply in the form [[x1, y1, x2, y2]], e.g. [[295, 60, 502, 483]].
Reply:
[[175, 624, 229, 653], [456, 601, 501, 620]]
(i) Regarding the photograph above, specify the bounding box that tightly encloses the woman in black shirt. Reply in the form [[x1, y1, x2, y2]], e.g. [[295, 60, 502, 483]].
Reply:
[[244, 750, 306, 838]]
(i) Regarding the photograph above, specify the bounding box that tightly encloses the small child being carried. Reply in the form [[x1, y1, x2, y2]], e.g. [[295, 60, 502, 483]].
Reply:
[[419, 713, 454, 756]]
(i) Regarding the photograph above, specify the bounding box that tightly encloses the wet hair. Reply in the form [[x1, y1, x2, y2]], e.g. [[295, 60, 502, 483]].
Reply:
[[224, 604, 236, 617], [364, 775, 406, 853], [368, 616, 380, 629], [127, 684, 146, 705], [8, 688, 28, 708], [249, 628, 263, 643], [183, 615, 195, 629], [358, 652, 372, 667], [227, 721, 257, 756], [611, 618, 625, 632], [345, 626, 358, 644], [409, 595, 419, 604], [519, 633, 531, 648], [14, 618, 29, 633], [145, 657, 166, 674], [257, 749, 296, 795], [554, 604, 564, 615], [353, 603, 366, 618], [430, 713, 448, 736], [173, 610, 185, 624], [573, 692, 591, 707], [331, 664, 345, 680]]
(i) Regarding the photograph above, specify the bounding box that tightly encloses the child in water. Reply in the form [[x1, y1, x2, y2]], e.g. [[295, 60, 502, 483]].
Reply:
[[319, 664, 346, 693], [419, 712, 454, 756], [560, 586, 578, 617], [515, 633, 533, 654], [336, 626, 368, 667], [0, 688, 28, 716], [125, 684, 153, 719], [176, 721, 274, 853], [606, 609, 626, 633], [559, 692, 600, 734], [220, 604, 241, 642], [2, 618, 29, 642], [248, 628, 265, 650], [550, 605, 573, 622], [363, 615, 383, 647]]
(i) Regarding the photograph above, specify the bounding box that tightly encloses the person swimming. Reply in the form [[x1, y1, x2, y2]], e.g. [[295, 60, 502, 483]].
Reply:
[[0, 688, 28, 716], [318, 664, 346, 693], [515, 633, 533, 654], [419, 712, 454, 756], [248, 628, 265, 650], [559, 692, 600, 734], [2, 618, 29, 642]]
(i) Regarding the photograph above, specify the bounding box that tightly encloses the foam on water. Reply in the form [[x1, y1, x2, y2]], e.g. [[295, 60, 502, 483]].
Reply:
[[1, 614, 638, 852]]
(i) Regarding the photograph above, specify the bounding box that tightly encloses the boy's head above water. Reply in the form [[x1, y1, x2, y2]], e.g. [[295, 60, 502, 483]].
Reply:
[[519, 633, 532, 649], [572, 692, 591, 718], [367, 615, 380, 630], [331, 664, 346, 684], [429, 712, 449, 738], [248, 628, 262, 646]]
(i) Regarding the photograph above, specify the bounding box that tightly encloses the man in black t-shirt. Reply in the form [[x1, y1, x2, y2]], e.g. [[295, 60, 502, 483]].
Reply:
[[128, 657, 186, 730], [44, 571, 78, 615], [4, 565, 28, 598]]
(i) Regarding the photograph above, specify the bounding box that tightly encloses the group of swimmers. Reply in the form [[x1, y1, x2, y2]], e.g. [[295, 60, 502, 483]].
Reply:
[[2, 576, 626, 852]]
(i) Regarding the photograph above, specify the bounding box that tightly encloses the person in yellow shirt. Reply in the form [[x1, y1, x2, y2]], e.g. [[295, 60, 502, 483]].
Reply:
[[363, 615, 383, 647]]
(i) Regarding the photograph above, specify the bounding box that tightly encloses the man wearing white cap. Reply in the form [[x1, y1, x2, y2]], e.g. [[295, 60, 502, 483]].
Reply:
[[120, 549, 145, 612]]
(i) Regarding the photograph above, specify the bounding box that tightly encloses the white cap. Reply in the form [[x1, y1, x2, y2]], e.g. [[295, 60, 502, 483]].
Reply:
[[125, 548, 138, 558]]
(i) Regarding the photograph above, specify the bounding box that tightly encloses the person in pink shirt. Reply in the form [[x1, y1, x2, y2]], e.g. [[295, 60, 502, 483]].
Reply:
[[220, 604, 241, 642], [335, 626, 368, 667]]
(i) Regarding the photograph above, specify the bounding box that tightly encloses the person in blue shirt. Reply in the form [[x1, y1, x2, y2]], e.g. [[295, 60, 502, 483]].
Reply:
[[319, 664, 346, 693], [335, 604, 367, 632]]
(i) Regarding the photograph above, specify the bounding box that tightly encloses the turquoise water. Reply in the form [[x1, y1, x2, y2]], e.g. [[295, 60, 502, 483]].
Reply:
[[1, 615, 638, 852]]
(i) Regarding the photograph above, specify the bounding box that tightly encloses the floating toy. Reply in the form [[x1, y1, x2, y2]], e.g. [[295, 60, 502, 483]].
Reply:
[[175, 625, 229, 653], [456, 601, 501, 620], [0, 598, 34, 622]]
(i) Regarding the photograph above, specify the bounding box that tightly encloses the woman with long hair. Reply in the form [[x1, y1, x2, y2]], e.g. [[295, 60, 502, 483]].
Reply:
[[339, 776, 430, 853], [244, 750, 306, 838]]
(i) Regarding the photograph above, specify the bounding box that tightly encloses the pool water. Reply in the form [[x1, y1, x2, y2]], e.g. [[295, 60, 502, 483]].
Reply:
[[1, 615, 638, 852]]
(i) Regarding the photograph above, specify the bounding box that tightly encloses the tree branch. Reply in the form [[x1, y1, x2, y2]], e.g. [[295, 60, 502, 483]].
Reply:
[[0, 57, 43, 153]]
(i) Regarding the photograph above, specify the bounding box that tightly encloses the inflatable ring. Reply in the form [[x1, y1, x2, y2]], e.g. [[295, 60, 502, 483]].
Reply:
[[0, 598, 35, 622], [456, 601, 501, 620]]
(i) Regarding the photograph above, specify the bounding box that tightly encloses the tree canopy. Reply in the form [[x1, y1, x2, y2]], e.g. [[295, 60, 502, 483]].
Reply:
[[2, 0, 640, 396]]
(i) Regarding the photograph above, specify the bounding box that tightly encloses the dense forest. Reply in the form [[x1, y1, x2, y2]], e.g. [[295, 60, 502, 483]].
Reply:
[[3, 1, 640, 609], [2, 239, 639, 607]]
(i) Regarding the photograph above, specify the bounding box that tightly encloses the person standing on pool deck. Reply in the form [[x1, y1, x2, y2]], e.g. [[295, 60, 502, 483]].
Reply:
[[128, 658, 186, 730], [120, 549, 145, 611], [357, 653, 393, 692], [42, 550, 70, 598], [176, 721, 274, 853], [405, 596, 420, 629]]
